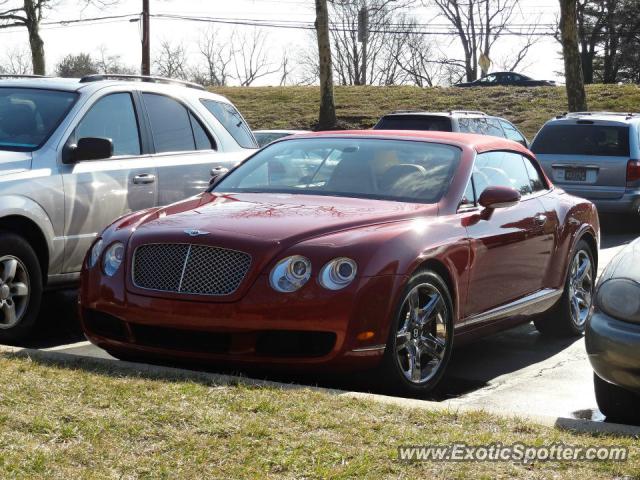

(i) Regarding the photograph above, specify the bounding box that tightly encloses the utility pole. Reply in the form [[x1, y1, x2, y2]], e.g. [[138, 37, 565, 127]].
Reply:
[[141, 0, 150, 75], [358, 5, 369, 85]]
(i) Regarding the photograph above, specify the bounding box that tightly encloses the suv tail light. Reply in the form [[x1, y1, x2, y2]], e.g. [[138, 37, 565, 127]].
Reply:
[[627, 160, 640, 184]]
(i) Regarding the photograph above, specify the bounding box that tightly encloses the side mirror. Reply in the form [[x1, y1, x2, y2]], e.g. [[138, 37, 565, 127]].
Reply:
[[209, 166, 229, 186], [65, 137, 113, 163], [478, 186, 521, 209]]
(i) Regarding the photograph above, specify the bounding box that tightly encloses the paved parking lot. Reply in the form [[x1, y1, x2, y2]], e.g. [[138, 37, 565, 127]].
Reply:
[[10, 216, 638, 424]]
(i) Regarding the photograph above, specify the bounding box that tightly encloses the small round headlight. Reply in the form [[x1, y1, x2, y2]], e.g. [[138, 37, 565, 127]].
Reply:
[[270, 255, 312, 293], [102, 242, 125, 277], [597, 278, 640, 324], [319, 257, 357, 290], [88, 238, 104, 268]]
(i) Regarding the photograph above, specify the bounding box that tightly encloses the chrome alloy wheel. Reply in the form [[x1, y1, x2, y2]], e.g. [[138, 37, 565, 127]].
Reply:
[[0, 256, 30, 329], [568, 249, 594, 328], [394, 283, 450, 385]]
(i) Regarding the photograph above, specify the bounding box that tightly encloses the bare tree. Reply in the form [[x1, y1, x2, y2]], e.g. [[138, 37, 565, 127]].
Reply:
[[559, 0, 588, 111], [95, 45, 136, 74], [0, 46, 32, 74], [153, 40, 189, 80], [315, 0, 336, 129], [492, 23, 541, 72], [232, 28, 278, 86], [279, 53, 293, 86], [195, 27, 232, 87], [427, 0, 523, 82], [0, 0, 119, 75]]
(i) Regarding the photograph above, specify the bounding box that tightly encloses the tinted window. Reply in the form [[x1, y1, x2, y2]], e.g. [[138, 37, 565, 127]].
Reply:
[[0, 88, 77, 152], [213, 138, 461, 203], [500, 120, 527, 145], [375, 115, 453, 132], [76, 93, 140, 156], [189, 112, 214, 150], [458, 118, 479, 134], [200, 99, 257, 149], [473, 151, 532, 196], [531, 124, 630, 156], [143, 93, 198, 153], [523, 156, 547, 192]]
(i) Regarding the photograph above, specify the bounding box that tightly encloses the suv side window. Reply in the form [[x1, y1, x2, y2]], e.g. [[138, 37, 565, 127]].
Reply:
[[473, 151, 533, 197], [458, 118, 478, 134], [142, 93, 214, 153], [499, 120, 527, 146], [522, 155, 547, 192], [75, 93, 140, 156], [200, 99, 257, 149]]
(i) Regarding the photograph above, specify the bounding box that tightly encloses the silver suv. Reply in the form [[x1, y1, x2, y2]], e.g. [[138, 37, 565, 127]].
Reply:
[[0, 74, 257, 340], [531, 112, 640, 216], [373, 110, 529, 147]]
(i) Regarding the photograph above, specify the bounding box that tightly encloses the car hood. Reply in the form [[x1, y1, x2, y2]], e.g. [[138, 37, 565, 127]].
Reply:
[[598, 237, 640, 284], [133, 192, 436, 244], [0, 151, 31, 176]]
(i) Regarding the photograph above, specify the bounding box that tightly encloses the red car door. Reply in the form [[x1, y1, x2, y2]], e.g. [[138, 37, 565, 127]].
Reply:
[[462, 151, 554, 319]]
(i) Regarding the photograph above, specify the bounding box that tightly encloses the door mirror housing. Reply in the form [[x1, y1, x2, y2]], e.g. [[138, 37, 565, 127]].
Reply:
[[65, 137, 113, 163], [209, 166, 230, 186], [478, 186, 521, 209]]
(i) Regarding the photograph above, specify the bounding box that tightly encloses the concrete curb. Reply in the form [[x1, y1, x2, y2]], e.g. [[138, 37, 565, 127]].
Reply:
[[2, 345, 639, 438]]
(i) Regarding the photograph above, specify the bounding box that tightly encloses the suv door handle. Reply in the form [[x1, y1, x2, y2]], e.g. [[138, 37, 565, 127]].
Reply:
[[534, 213, 547, 225], [132, 173, 156, 185]]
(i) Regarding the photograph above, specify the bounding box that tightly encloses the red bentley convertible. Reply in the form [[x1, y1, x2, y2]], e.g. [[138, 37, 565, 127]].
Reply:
[[79, 131, 599, 394]]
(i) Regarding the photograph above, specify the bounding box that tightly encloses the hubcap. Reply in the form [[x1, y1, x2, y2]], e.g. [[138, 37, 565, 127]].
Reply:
[[568, 250, 594, 328], [0, 256, 30, 329], [395, 283, 450, 385]]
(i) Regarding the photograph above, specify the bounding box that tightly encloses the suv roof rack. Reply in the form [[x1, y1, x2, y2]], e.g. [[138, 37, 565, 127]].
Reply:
[[0, 74, 49, 79], [389, 109, 427, 114], [449, 110, 487, 116], [79, 74, 206, 91], [560, 111, 640, 119]]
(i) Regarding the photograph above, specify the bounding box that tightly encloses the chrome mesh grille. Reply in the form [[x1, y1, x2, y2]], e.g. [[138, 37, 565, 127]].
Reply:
[[132, 243, 251, 296]]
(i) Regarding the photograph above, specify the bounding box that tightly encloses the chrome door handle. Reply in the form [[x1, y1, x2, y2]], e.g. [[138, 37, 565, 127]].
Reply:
[[534, 213, 547, 225], [132, 173, 156, 185]]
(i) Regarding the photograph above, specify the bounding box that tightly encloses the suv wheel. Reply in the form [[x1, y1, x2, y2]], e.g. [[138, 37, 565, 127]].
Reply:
[[0, 233, 42, 342], [594, 374, 640, 424], [534, 239, 594, 337], [379, 271, 454, 395]]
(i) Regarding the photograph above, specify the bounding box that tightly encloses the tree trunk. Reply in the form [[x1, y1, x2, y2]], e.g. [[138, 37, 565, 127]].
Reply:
[[559, 0, 587, 112], [23, 0, 45, 75], [315, 0, 337, 130]]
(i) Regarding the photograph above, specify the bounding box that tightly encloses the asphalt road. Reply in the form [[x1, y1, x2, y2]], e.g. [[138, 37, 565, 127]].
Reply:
[[13, 215, 639, 424]]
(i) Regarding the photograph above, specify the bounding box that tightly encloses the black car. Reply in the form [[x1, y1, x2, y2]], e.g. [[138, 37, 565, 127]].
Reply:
[[455, 72, 556, 88], [586, 237, 640, 424]]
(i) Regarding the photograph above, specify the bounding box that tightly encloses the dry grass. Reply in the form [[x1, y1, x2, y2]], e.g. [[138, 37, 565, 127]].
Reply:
[[215, 84, 640, 140], [0, 355, 638, 479]]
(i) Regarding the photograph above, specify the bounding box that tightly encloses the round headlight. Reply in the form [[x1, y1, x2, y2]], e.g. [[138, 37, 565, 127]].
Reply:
[[597, 278, 640, 324], [102, 242, 125, 277], [270, 255, 312, 293], [319, 257, 357, 290], [88, 238, 104, 268]]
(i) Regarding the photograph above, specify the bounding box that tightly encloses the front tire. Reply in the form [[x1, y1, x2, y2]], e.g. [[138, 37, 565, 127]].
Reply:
[[379, 270, 454, 395], [594, 374, 640, 424], [534, 239, 595, 337], [0, 233, 43, 343]]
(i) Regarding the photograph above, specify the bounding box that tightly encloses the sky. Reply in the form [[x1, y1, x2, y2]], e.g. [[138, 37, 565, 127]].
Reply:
[[0, 0, 566, 85]]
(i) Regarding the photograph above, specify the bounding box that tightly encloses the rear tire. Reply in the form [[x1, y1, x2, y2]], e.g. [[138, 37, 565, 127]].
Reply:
[[534, 239, 594, 338], [594, 374, 640, 424], [0, 233, 43, 343], [378, 270, 454, 396]]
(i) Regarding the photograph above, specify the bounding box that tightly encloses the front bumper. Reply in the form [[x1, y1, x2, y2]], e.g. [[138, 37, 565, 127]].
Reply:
[[79, 270, 405, 372], [586, 309, 640, 394]]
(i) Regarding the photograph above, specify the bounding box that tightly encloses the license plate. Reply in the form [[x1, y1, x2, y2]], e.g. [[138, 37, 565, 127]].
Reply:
[[564, 168, 587, 182]]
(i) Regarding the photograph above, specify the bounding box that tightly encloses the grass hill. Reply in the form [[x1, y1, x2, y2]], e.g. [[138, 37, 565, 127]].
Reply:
[[216, 84, 640, 140]]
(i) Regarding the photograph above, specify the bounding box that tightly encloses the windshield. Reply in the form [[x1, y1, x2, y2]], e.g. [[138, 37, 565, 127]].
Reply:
[[532, 124, 630, 156], [212, 138, 461, 203], [375, 115, 453, 132], [0, 88, 77, 151]]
